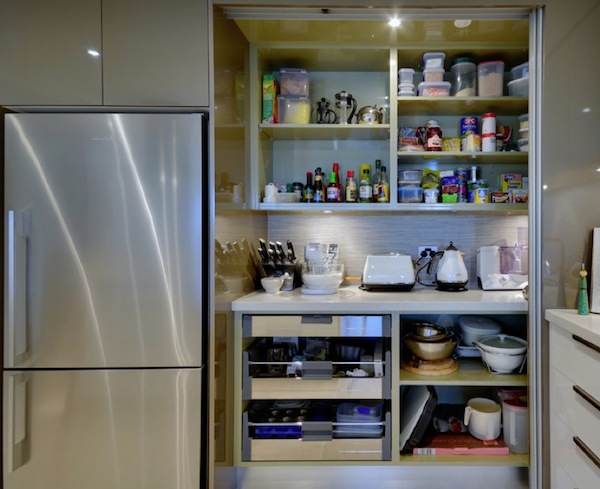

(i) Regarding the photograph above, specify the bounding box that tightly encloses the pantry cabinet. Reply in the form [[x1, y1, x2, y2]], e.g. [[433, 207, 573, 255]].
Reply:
[[238, 26, 530, 212], [0, 0, 209, 107]]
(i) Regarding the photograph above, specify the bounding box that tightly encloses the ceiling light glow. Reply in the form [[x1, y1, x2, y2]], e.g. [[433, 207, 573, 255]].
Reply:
[[454, 19, 472, 28], [87, 49, 100, 57], [388, 17, 401, 27]]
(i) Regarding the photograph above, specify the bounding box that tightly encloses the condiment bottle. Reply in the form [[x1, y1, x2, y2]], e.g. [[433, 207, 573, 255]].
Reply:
[[304, 172, 314, 202], [425, 120, 442, 151], [314, 174, 324, 202], [359, 164, 372, 203], [377, 166, 390, 202], [332, 162, 342, 202], [345, 170, 358, 202], [372, 159, 382, 202], [326, 171, 340, 202]]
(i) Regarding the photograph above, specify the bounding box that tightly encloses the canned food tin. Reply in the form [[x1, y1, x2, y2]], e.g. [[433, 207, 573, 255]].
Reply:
[[455, 167, 467, 181], [482, 113, 496, 135], [460, 116, 478, 136], [475, 187, 490, 203]]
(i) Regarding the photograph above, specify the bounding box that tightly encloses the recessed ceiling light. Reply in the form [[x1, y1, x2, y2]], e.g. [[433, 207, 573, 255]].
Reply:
[[87, 49, 100, 57], [454, 19, 472, 28], [388, 17, 401, 27], [583, 107, 592, 113]]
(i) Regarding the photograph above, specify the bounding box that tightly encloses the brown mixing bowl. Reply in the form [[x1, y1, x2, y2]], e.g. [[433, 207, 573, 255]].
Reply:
[[403, 334, 458, 361]]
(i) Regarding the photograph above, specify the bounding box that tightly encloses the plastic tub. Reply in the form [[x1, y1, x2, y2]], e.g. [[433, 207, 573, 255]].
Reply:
[[517, 138, 529, 152], [277, 96, 311, 124], [508, 77, 529, 97], [398, 186, 423, 203], [423, 68, 445, 82], [398, 169, 422, 183], [279, 68, 310, 96], [422, 52, 445, 70], [510, 62, 529, 80], [450, 58, 477, 96], [477, 61, 505, 96], [398, 68, 415, 84], [518, 113, 529, 129], [417, 81, 451, 97]]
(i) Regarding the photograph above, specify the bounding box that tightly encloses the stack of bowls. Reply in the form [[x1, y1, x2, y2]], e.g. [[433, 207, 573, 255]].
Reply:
[[403, 323, 458, 361]]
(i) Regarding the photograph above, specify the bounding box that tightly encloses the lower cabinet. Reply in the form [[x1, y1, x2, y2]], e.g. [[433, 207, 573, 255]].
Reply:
[[548, 310, 600, 488], [234, 308, 530, 471]]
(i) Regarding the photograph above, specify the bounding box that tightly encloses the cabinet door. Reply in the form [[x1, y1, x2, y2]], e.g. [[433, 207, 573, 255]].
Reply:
[[0, 0, 102, 105], [102, 0, 209, 106]]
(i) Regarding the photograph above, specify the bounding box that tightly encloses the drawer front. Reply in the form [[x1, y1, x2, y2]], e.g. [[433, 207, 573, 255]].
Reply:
[[246, 438, 385, 461], [551, 414, 600, 488], [247, 377, 383, 399], [550, 457, 577, 489], [550, 325, 600, 401], [244, 315, 389, 337], [550, 368, 600, 456]]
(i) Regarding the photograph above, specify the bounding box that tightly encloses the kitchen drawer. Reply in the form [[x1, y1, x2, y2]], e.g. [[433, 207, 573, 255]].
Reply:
[[243, 314, 391, 338], [242, 403, 391, 461], [550, 326, 600, 401], [242, 349, 391, 399], [550, 367, 600, 456], [550, 457, 577, 489], [550, 414, 600, 488]]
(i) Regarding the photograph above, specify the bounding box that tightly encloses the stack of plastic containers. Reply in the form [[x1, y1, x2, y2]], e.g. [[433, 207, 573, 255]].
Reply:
[[397, 169, 423, 203], [508, 61, 529, 97], [418, 52, 451, 97], [277, 68, 311, 124], [398, 68, 416, 96], [518, 113, 529, 152]]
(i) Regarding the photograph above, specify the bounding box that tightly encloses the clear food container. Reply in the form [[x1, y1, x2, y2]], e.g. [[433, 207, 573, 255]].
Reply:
[[477, 60, 505, 96]]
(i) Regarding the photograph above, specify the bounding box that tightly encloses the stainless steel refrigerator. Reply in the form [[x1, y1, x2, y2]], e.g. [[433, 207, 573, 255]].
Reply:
[[2, 112, 209, 489]]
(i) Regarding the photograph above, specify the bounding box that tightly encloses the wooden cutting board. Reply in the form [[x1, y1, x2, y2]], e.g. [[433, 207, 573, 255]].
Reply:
[[402, 357, 458, 376]]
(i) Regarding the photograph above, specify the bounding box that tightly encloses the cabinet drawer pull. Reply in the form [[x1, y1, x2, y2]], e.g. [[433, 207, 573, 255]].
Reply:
[[573, 385, 600, 412], [572, 334, 600, 355], [573, 436, 600, 471], [301, 315, 333, 324]]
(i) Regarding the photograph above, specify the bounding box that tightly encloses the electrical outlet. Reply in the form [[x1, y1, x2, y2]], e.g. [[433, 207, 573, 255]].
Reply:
[[418, 246, 438, 257]]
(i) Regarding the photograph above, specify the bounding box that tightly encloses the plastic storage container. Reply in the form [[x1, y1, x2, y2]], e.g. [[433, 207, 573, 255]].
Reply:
[[398, 186, 424, 203], [508, 77, 529, 97], [398, 68, 415, 84], [398, 169, 422, 184], [450, 58, 477, 96], [422, 52, 445, 70], [510, 62, 529, 80], [477, 61, 505, 96], [277, 96, 312, 124], [423, 68, 445, 82], [417, 81, 451, 97], [518, 113, 529, 129], [279, 68, 310, 96]]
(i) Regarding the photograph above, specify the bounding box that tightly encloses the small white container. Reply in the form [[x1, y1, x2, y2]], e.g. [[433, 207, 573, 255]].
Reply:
[[518, 113, 529, 129], [423, 68, 445, 82], [518, 138, 529, 152], [277, 96, 312, 124], [422, 52, 446, 70], [510, 62, 529, 80], [417, 81, 451, 97], [398, 186, 423, 203], [423, 188, 439, 203], [398, 68, 415, 84], [458, 315, 503, 346], [279, 68, 310, 96], [508, 77, 529, 97], [398, 169, 422, 183], [477, 61, 505, 96]]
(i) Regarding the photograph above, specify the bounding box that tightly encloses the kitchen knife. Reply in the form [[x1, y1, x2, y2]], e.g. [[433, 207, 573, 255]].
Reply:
[[287, 240, 296, 262], [259, 238, 269, 259], [275, 241, 288, 262]]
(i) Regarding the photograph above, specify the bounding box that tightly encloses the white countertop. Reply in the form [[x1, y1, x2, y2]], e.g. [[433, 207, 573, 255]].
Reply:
[[231, 284, 528, 314], [546, 309, 600, 345]]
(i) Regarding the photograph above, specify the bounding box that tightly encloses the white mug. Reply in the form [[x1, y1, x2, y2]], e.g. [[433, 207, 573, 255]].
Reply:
[[264, 183, 277, 202], [232, 183, 244, 203], [464, 397, 501, 440]]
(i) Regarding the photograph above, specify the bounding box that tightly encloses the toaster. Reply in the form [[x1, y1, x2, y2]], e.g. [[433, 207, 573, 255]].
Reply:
[[361, 253, 415, 291]]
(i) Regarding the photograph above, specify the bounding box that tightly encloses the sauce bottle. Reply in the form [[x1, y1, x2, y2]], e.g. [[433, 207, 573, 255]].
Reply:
[[326, 171, 340, 202], [345, 170, 358, 203], [372, 159, 382, 202], [425, 120, 442, 151], [304, 171, 314, 202], [332, 162, 342, 202], [359, 164, 372, 203], [377, 166, 390, 202], [314, 174, 324, 202]]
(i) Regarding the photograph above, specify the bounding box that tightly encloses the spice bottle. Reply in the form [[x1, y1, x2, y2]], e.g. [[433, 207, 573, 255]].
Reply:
[[345, 170, 358, 202], [359, 164, 372, 203]]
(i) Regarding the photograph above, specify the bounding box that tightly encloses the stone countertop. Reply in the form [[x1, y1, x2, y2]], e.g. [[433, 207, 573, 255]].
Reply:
[[232, 284, 528, 314], [546, 309, 600, 345]]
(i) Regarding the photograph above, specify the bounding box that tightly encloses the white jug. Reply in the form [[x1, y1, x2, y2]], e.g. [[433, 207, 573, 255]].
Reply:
[[464, 397, 501, 440], [502, 397, 529, 453]]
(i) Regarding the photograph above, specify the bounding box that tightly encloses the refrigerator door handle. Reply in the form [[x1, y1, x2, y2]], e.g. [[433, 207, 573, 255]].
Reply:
[[7, 210, 30, 366], [6, 373, 29, 472]]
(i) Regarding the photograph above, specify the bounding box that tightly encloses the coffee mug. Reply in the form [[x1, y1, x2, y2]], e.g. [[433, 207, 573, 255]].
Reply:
[[464, 397, 501, 440]]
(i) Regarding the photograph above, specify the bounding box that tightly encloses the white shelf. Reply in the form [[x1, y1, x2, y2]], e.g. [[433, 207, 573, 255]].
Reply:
[[258, 202, 527, 214], [259, 123, 391, 141], [397, 96, 528, 116]]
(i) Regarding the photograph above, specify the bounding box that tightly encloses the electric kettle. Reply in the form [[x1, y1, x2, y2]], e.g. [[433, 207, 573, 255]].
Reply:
[[433, 242, 469, 291], [335, 90, 357, 125]]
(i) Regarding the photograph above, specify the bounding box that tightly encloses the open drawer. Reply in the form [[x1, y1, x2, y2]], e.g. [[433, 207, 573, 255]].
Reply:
[[242, 400, 391, 461], [242, 338, 391, 399]]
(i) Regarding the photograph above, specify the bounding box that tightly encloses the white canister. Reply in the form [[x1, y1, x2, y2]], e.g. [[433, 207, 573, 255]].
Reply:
[[481, 113, 496, 152], [464, 397, 501, 440], [423, 188, 439, 203], [502, 397, 529, 453], [264, 183, 277, 202]]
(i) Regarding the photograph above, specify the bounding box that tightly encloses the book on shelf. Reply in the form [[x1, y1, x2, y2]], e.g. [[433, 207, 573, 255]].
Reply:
[[413, 432, 509, 455]]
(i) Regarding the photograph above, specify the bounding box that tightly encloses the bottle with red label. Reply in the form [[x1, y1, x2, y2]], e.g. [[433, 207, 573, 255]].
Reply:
[[326, 171, 340, 202], [425, 120, 442, 151]]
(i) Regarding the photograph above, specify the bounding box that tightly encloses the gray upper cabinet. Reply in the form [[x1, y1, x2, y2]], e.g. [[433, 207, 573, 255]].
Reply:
[[0, 0, 209, 107], [102, 0, 209, 107], [0, 0, 103, 105]]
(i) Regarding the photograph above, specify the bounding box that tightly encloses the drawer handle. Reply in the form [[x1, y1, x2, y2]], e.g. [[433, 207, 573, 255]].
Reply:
[[572, 334, 600, 355], [301, 315, 333, 324], [573, 436, 600, 471], [573, 385, 600, 412]]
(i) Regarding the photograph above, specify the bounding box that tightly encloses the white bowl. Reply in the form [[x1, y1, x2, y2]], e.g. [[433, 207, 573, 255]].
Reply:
[[301, 263, 344, 290], [475, 334, 527, 373], [261, 276, 284, 294]]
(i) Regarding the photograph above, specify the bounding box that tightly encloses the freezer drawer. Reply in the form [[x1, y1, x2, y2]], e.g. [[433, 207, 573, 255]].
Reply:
[[3, 368, 201, 489]]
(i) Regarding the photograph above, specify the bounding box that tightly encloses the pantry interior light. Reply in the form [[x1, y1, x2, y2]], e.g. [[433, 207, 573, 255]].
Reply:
[[388, 17, 401, 27], [87, 49, 100, 57], [543, 184, 549, 190], [582, 107, 592, 113], [454, 19, 472, 28], [322, 210, 333, 214]]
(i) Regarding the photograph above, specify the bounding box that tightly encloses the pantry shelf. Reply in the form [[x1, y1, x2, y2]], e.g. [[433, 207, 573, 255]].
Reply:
[[397, 96, 528, 116], [258, 123, 391, 141]]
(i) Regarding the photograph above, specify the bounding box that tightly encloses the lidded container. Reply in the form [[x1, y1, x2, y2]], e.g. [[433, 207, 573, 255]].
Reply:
[[458, 315, 503, 346], [279, 68, 310, 97], [477, 60, 505, 96], [450, 57, 477, 96], [422, 52, 446, 70]]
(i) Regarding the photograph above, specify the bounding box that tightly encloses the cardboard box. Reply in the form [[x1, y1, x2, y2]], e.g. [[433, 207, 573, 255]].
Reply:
[[262, 73, 277, 123], [500, 173, 522, 192]]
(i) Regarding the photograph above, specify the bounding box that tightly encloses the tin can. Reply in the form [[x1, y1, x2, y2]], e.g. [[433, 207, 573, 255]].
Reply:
[[475, 187, 490, 203], [460, 116, 478, 136], [482, 113, 497, 152], [458, 181, 468, 202]]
